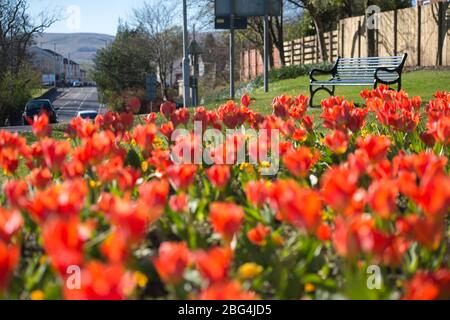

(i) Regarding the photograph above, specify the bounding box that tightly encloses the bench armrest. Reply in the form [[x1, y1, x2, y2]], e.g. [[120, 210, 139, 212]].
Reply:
[[374, 67, 400, 83], [310, 68, 335, 82]]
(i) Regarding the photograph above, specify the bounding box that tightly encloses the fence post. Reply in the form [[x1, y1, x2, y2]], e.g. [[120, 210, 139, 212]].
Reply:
[[254, 50, 258, 78], [341, 21, 345, 57], [329, 31, 333, 62], [394, 9, 398, 56], [358, 18, 362, 58], [301, 37, 304, 64], [291, 40, 295, 65], [315, 35, 319, 63], [417, 5, 422, 67], [438, 2, 445, 66]]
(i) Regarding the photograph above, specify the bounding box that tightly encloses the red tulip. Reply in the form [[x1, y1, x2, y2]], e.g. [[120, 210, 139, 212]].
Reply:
[[368, 179, 399, 219], [133, 124, 157, 152], [160, 101, 176, 119], [206, 165, 231, 189], [171, 108, 190, 127], [402, 269, 450, 300], [167, 164, 197, 190], [282, 147, 319, 179], [32, 113, 52, 138], [245, 180, 273, 208], [0, 242, 19, 291], [198, 281, 257, 300], [195, 247, 232, 283], [271, 180, 322, 234], [247, 223, 271, 246], [241, 94, 251, 108], [209, 202, 244, 243], [324, 130, 349, 155], [357, 135, 391, 163], [64, 261, 135, 300], [169, 192, 189, 213], [3, 180, 29, 209], [153, 242, 190, 284], [126, 97, 141, 114], [138, 179, 169, 212], [42, 217, 88, 276], [0, 207, 23, 242]]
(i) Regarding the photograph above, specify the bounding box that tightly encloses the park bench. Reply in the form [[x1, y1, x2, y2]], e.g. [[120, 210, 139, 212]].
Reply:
[[309, 53, 408, 107]]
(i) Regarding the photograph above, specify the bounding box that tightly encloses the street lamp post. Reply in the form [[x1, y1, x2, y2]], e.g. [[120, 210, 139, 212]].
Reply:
[[182, 0, 191, 107]]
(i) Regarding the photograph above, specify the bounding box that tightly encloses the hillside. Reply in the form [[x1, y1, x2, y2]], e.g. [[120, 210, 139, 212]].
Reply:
[[34, 33, 115, 66]]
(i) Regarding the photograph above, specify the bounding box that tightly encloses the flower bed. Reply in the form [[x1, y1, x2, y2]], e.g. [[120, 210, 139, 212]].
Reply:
[[0, 86, 449, 300]]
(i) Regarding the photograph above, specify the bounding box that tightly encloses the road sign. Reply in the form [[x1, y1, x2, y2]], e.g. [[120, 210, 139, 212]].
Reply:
[[146, 73, 157, 101], [215, 16, 248, 29], [215, 0, 282, 17]]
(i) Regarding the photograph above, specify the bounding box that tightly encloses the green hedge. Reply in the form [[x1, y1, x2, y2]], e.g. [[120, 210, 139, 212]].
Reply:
[[202, 62, 334, 105]]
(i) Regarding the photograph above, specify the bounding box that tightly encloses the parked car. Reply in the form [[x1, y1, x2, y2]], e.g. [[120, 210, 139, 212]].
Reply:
[[72, 81, 82, 87], [23, 99, 59, 125], [77, 110, 98, 120]]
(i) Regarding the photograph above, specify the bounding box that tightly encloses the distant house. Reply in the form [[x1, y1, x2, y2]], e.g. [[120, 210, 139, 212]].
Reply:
[[29, 46, 82, 85], [29, 46, 64, 82], [80, 69, 87, 82]]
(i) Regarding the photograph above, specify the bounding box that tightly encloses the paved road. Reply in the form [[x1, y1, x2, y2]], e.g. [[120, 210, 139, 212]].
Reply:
[[54, 87, 103, 123], [1, 87, 103, 133]]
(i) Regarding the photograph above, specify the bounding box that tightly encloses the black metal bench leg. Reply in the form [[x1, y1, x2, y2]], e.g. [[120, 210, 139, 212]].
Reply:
[[309, 85, 314, 108], [309, 86, 335, 108]]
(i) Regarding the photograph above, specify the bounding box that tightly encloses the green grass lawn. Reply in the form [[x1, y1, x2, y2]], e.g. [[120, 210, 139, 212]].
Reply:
[[205, 69, 450, 115], [31, 87, 53, 99]]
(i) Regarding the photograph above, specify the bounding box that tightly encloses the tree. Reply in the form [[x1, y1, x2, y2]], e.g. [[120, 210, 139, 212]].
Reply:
[[133, 1, 183, 99], [93, 23, 155, 104], [286, 0, 343, 62], [0, 0, 56, 126], [201, 33, 230, 88]]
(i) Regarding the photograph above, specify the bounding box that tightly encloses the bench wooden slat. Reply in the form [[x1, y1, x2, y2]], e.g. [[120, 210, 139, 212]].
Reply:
[[339, 56, 404, 61]]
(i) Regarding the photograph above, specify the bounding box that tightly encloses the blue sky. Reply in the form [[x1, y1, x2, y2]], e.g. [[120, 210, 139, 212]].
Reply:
[[29, 0, 149, 36]]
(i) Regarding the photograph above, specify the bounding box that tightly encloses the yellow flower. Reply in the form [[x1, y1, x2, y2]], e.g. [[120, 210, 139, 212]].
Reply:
[[39, 255, 47, 265], [239, 163, 251, 171], [239, 163, 255, 175], [238, 263, 263, 280], [360, 128, 369, 138], [271, 234, 285, 246], [141, 161, 149, 172], [134, 271, 149, 288], [153, 137, 164, 148], [30, 290, 45, 300], [89, 179, 101, 188], [304, 283, 316, 293], [259, 161, 271, 168]]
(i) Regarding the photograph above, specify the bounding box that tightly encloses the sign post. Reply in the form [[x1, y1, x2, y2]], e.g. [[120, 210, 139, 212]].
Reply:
[[230, 0, 235, 99], [263, 0, 269, 93], [182, 0, 191, 107]]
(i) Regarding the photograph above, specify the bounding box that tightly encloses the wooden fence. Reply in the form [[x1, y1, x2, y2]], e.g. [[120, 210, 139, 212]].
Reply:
[[339, 3, 450, 67], [284, 30, 339, 67], [240, 2, 450, 81]]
